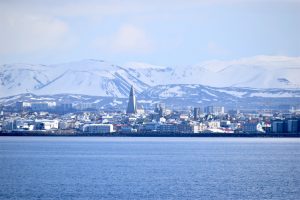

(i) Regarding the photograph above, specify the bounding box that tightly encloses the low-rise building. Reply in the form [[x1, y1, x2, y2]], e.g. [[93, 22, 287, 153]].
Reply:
[[272, 120, 284, 133], [207, 121, 221, 129], [140, 122, 159, 132], [59, 120, 75, 130], [242, 122, 265, 133], [287, 119, 298, 133], [178, 122, 199, 133], [159, 124, 178, 133], [120, 126, 137, 133], [35, 119, 59, 130], [82, 124, 113, 133]]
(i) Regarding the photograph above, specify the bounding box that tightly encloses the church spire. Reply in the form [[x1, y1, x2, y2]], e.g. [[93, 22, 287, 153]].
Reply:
[[126, 85, 137, 114]]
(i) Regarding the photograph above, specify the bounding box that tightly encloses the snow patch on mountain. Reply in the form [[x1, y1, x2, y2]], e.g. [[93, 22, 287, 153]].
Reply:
[[217, 90, 247, 98], [249, 92, 299, 98], [160, 86, 186, 97]]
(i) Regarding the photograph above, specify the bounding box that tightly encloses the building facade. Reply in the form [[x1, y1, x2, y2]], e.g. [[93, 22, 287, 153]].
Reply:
[[83, 124, 113, 133], [126, 86, 137, 114]]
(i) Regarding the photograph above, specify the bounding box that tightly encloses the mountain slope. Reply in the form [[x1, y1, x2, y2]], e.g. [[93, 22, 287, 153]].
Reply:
[[125, 55, 300, 88], [0, 60, 149, 98], [1, 85, 299, 110], [1, 56, 300, 98], [140, 84, 300, 99]]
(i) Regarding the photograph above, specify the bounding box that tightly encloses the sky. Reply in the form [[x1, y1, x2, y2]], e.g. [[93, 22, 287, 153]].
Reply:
[[0, 0, 299, 66]]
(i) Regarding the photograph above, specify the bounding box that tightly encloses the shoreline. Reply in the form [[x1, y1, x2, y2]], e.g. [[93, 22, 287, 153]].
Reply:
[[1, 131, 300, 137]]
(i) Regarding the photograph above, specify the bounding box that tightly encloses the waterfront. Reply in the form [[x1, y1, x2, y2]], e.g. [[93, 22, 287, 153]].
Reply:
[[0, 137, 299, 199]]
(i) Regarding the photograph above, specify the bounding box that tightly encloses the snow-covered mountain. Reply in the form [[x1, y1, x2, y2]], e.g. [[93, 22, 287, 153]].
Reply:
[[0, 59, 149, 98], [125, 55, 300, 88], [1, 55, 300, 98]]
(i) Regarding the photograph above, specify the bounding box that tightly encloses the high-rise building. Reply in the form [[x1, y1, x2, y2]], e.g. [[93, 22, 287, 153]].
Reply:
[[126, 86, 137, 114], [193, 107, 201, 120], [204, 106, 224, 115]]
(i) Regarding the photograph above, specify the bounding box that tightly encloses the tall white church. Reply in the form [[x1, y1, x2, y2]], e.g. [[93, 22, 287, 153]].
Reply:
[[126, 86, 137, 114]]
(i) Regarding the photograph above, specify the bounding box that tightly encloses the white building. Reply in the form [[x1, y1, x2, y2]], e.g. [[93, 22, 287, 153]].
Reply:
[[179, 114, 189, 121], [198, 123, 208, 132], [35, 119, 59, 130], [207, 121, 221, 129], [15, 119, 35, 131], [83, 124, 114, 133], [59, 121, 75, 130]]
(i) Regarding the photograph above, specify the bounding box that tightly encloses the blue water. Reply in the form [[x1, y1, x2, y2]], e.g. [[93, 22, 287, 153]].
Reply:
[[0, 137, 299, 200]]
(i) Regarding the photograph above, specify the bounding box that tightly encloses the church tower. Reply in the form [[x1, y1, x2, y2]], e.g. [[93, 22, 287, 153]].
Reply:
[[126, 85, 137, 114]]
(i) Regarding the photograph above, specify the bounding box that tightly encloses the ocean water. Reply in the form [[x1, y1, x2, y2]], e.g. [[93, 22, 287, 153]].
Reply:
[[0, 137, 299, 200]]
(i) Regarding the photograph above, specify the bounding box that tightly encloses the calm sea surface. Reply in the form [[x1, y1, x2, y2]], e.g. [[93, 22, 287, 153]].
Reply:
[[0, 137, 299, 200]]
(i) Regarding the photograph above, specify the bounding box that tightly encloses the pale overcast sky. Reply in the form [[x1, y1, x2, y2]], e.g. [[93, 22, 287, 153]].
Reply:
[[0, 0, 299, 65]]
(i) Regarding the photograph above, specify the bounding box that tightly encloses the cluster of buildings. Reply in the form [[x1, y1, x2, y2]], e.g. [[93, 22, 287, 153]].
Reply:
[[1, 86, 300, 135], [15, 101, 74, 113]]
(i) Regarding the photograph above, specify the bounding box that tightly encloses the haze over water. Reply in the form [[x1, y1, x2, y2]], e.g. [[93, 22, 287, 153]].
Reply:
[[0, 137, 299, 199]]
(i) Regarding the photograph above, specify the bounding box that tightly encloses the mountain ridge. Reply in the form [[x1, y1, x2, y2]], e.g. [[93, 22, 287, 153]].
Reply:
[[1, 55, 300, 98]]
